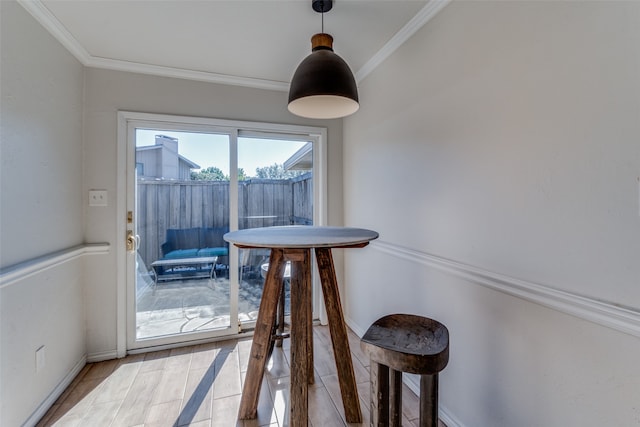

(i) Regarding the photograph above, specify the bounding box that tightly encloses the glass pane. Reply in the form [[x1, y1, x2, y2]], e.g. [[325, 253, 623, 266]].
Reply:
[[237, 137, 312, 324], [134, 130, 231, 339]]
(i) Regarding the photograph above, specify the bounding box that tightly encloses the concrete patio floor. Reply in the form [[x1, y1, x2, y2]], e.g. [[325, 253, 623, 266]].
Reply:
[[135, 275, 290, 339]]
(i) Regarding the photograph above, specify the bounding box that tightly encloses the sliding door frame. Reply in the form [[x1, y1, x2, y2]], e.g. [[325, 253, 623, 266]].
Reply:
[[116, 111, 327, 354]]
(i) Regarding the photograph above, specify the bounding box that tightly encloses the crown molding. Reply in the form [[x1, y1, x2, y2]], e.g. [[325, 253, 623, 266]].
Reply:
[[373, 240, 640, 339], [19, 0, 449, 92], [18, 0, 92, 63], [355, 0, 452, 83], [85, 56, 290, 92], [17, 0, 290, 91]]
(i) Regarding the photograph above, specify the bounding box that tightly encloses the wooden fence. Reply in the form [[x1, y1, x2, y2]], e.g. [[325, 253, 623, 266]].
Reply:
[[137, 173, 312, 267]]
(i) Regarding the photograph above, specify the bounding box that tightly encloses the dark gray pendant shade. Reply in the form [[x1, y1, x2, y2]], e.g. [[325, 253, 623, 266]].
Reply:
[[288, 33, 359, 119]]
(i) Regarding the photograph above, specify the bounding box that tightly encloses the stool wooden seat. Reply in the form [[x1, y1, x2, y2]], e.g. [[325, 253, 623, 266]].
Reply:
[[361, 314, 449, 427]]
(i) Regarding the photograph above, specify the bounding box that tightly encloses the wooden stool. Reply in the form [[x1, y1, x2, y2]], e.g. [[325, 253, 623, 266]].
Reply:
[[261, 262, 291, 357], [267, 277, 290, 357], [361, 314, 449, 427]]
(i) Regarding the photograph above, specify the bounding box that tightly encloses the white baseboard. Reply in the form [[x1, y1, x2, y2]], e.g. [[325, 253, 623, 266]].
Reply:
[[23, 355, 87, 427], [439, 407, 466, 427], [403, 375, 465, 427], [345, 316, 366, 337], [86, 350, 119, 363]]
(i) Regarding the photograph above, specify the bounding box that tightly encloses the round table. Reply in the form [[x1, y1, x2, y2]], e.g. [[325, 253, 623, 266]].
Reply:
[[224, 226, 378, 426]]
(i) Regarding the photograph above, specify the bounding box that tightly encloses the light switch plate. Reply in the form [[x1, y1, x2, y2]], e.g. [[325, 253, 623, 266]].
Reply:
[[89, 190, 108, 207]]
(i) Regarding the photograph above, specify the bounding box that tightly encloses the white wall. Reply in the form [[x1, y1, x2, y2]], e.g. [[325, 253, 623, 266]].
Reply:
[[82, 68, 345, 357], [0, 2, 87, 425], [343, 2, 640, 426], [0, 2, 84, 266], [1, 1, 346, 420]]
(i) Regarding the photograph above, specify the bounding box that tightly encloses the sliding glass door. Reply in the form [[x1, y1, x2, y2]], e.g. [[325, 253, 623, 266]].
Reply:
[[236, 135, 312, 328], [122, 113, 325, 350], [133, 130, 232, 341]]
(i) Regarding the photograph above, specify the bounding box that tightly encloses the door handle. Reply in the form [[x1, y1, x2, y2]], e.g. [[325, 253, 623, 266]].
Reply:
[[126, 230, 139, 252]]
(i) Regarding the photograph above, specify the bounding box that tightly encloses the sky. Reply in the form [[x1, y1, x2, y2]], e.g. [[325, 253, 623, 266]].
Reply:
[[136, 129, 308, 177]]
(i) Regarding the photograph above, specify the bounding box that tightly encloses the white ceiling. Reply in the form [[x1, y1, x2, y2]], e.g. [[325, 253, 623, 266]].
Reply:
[[20, 0, 449, 91]]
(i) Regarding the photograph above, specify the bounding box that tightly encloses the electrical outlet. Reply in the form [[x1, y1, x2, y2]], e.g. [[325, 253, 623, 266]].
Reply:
[[89, 190, 108, 207], [36, 346, 46, 372]]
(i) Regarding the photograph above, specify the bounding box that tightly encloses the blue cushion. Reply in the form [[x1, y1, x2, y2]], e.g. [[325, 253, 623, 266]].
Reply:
[[163, 249, 199, 259], [198, 247, 229, 257]]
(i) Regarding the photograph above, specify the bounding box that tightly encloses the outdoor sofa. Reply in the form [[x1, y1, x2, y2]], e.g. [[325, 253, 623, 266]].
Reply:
[[151, 226, 229, 283]]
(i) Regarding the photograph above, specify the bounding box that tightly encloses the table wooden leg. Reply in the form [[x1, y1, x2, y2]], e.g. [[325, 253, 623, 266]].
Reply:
[[306, 274, 314, 385], [288, 248, 311, 427], [275, 278, 286, 348], [315, 247, 363, 423], [238, 248, 286, 420]]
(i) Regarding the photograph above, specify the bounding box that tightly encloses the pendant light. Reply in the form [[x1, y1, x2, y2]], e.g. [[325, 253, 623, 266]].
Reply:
[[288, 0, 359, 119]]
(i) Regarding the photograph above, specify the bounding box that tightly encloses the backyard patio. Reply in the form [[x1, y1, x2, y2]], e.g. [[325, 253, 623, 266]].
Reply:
[[135, 269, 291, 339], [134, 175, 308, 340]]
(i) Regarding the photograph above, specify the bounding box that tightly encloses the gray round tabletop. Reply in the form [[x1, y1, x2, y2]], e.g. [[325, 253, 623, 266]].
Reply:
[[224, 225, 378, 249]]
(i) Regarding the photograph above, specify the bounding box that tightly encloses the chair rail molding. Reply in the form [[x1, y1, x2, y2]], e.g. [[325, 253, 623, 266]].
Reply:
[[0, 243, 111, 288], [372, 240, 640, 339]]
